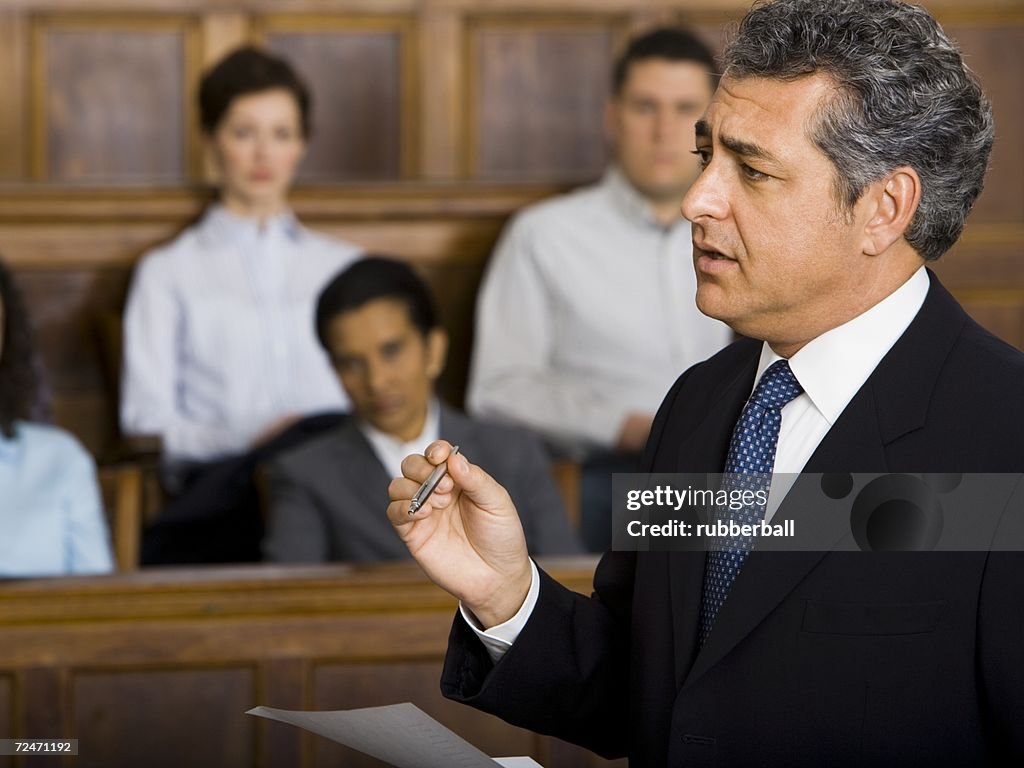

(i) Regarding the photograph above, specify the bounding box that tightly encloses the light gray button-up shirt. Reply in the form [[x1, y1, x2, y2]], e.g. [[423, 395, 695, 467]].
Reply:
[[467, 167, 732, 454]]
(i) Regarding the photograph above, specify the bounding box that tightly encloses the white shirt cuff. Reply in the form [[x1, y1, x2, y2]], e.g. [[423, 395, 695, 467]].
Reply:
[[458, 559, 540, 664]]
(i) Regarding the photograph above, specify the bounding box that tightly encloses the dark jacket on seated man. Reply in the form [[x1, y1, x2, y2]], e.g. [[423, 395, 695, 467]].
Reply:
[[262, 255, 581, 563], [264, 402, 581, 561]]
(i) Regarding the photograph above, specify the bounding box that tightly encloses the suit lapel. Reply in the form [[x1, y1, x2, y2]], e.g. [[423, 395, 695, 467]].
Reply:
[[333, 421, 394, 515], [437, 404, 475, 458]]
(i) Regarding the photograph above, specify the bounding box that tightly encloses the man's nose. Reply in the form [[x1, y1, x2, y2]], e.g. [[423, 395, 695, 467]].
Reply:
[[653, 109, 670, 140], [366, 359, 390, 393], [680, 161, 727, 223]]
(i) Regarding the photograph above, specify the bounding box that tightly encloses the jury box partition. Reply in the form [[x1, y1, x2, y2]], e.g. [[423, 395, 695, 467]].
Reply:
[[0, 557, 624, 768]]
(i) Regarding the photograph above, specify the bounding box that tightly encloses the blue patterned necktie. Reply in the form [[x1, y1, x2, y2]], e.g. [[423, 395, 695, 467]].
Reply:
[[698, 359, 803, 646]]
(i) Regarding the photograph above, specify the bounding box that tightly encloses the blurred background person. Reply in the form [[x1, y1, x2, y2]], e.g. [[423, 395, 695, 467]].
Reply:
[[0, 258, 114, 577], [121, 46, 361, 494], [467, 27, 732, 551], [263, 256, 581, 562]]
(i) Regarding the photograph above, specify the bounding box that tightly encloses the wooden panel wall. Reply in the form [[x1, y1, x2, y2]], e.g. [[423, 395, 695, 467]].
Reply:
[[262, 16, 415, 180], [0, 1, 1015, 185], [0, 560, 619, 768], [468, 18, 616, 180], [34, 16, 198, 183], [0, 0, 1020, 457]]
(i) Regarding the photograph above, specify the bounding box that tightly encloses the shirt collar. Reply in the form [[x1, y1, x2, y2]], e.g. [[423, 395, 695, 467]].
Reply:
[[198, 203, 302, 247], [754, 266, 930, 425], [357, 397, 442, 460], [601, 166, 687, 232]]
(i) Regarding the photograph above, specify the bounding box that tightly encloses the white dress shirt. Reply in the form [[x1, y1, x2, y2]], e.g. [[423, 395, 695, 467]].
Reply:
[[467, 167, 732, 454], [468, 266, 931, 660], [121, 205, 361, 462], [359, 399, 441, 480]]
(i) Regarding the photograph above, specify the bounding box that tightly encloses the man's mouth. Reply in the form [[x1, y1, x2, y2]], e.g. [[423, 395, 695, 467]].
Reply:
[[694, 242, 734, 261]]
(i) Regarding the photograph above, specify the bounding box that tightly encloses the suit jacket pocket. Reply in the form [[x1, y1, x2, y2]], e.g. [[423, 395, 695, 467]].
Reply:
[[802, 599, 946, 636]]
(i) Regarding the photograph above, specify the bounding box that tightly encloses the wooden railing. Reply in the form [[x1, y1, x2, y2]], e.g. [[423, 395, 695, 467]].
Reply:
[[0, 558, 623, 768]]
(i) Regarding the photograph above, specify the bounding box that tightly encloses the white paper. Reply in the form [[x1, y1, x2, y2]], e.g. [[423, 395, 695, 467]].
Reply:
[[247, 702, 543, 768]]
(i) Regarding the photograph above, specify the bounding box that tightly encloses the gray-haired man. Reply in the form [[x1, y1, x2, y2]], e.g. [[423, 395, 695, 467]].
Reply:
[[388, 1, 1024, 764]]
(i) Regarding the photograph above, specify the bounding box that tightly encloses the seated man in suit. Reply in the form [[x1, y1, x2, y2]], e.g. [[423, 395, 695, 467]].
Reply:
[[387, 0, 1023, 765], [264, 256, 581, 562]]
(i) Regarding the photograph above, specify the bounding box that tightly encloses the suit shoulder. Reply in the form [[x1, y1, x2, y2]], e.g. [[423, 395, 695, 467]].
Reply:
[[447, 414, 551, 477], [267, 429, 344, 479], [947, 317, 1024, 425], [953, 316, 1024, 382], [664, 337, 760, 402], [459, 415, 548, 456]]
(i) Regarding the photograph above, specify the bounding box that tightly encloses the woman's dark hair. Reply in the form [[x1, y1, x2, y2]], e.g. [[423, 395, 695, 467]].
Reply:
[[0, 258, 46, 438], [315, 256, 439, 351], [198, 46, 312, 138]]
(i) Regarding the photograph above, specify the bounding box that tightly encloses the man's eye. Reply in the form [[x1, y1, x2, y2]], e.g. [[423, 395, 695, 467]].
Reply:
[[740, 163, 769, 181], [381, 341, 404, 359], [691, 149, 711, 170]]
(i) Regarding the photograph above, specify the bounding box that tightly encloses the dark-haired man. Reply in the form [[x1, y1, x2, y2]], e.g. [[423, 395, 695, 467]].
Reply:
[[469, 27, 732, 550], [263, 257, 581, 562], [390, 1, 1024, 764]]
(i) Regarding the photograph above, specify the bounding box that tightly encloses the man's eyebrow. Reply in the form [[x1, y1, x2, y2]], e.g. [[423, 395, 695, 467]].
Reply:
[[720, 134, 781, 165], [693, 121, 782, 166]]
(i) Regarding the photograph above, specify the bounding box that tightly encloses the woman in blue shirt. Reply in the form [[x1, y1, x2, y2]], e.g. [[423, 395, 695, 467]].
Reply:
[[0, 259, 114, 576]]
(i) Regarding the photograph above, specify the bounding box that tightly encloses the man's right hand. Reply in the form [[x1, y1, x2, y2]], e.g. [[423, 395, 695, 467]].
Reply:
[[386, 440, 532, 629]]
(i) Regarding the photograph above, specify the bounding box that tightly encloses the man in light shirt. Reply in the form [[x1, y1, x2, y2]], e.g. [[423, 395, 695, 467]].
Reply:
[[468, 27, 731, 550], [264, 257, 580, 562], [389, 0, 1024, 764]]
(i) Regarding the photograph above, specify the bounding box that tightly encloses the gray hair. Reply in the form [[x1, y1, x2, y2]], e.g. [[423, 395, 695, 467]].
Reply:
[[723, 0, 993, 261]]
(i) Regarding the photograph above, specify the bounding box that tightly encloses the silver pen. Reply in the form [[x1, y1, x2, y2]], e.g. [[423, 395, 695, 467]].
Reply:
[[408, 445, 460, 515]]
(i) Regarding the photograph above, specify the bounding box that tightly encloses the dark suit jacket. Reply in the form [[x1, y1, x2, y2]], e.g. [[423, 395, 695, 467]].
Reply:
[[441, 272, 1024, 766], [263, 403, 582, 562]]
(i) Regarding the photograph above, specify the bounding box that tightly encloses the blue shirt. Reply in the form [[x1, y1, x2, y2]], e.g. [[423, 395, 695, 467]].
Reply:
[[0, 422, 114, 576], [120, 205, 361, 462]]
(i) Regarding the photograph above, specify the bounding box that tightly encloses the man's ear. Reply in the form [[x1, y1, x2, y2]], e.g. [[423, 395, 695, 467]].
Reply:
[[425, 328, 448, 381], [862, 166, 921, 256]]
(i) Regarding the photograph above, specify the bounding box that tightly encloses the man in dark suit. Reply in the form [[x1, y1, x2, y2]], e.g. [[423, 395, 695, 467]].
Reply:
[[387, 0, 1023, 765], [263, 256, 580, 562]]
